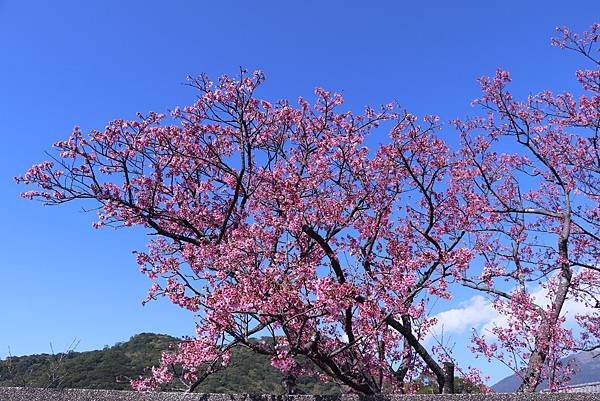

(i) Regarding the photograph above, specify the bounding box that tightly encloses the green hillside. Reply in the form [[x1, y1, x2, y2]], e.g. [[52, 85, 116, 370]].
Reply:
[[0, 333, 339, 394], [0, 333, 482, 394]]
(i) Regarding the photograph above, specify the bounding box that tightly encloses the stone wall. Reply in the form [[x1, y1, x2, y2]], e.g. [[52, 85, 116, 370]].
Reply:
[[0, 388, 598, 401]]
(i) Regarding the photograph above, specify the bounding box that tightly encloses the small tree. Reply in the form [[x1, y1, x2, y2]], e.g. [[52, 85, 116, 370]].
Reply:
[[1, 340, 79, 389]]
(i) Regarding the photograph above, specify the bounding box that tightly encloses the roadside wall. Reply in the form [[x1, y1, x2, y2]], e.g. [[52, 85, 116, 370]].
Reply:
[[0, 388, 598, 401]]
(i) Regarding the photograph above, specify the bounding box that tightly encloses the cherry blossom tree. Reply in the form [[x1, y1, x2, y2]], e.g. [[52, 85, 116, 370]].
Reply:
[[17, 72, 474, 394], [18, 22, 598, 395], [455, 23, 599, 392]]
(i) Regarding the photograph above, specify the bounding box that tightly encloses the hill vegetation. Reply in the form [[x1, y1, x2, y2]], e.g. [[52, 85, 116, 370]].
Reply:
[[0, 333, 481, 394], [0, 333, 338, 394]]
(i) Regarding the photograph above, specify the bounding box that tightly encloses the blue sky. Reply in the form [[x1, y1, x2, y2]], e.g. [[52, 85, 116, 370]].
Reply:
[[0, 0, 597, 384]]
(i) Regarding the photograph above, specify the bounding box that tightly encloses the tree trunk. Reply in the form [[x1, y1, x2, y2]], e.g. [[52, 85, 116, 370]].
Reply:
[[385, 315, 448, 393], [518, 198, 572, 393], [442, 362, 455, 394]]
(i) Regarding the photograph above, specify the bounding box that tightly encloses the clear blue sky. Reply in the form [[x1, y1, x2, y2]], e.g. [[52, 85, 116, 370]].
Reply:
[[0, 0, 596, 383]]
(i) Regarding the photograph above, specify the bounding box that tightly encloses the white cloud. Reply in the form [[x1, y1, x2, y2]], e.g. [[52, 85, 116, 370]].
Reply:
[[428, 285, 596, 345], [530, 285, 596, 329], [426, 295, 499, 344]]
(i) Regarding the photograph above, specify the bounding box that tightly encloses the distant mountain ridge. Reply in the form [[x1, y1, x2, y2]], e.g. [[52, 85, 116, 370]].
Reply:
[[492, 351, 600, 393]]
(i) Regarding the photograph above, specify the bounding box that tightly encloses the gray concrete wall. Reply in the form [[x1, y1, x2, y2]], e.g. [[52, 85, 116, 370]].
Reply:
[[0, 388, 598, 401]]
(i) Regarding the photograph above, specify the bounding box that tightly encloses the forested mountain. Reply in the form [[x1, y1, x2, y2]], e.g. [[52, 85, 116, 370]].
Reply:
[[0, 333, 338, 394], [0, 333, 483, 394]]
